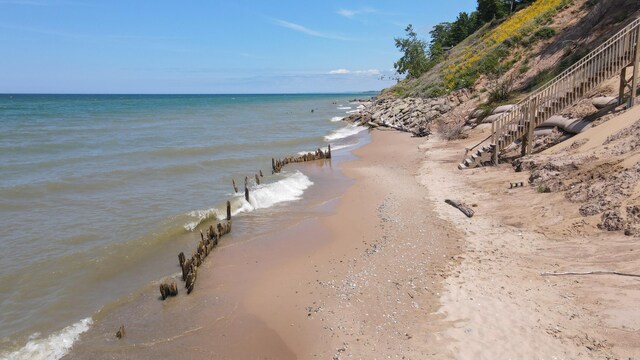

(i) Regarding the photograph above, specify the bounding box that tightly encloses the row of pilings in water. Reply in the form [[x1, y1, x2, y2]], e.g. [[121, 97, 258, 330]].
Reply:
[[157, 145, 332, 301]]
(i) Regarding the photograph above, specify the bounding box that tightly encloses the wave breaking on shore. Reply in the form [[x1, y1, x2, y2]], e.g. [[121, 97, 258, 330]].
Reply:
[[183, 171, 313, 231], [1, 318, 92, 360]]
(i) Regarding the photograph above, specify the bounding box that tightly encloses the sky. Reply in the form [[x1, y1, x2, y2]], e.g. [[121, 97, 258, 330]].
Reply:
[[0, 0, 477, 94]]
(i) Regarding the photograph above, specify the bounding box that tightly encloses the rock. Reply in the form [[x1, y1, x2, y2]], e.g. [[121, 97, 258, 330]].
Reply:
[[598, 210, 625, 231]]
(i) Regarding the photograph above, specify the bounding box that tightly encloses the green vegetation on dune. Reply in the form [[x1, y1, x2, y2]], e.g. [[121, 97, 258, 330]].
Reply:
[[389, 0, 573, 98]]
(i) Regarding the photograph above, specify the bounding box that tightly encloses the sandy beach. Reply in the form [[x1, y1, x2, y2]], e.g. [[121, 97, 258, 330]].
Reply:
[[64, 125, 640, 359]]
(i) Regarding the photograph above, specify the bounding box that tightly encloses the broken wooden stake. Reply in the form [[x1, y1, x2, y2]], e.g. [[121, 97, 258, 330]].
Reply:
[[244, 185, 249, 202], [444, 199, 474, 218], [259, 169, 263, 177], [255, 173, 260, 185], [116, 325, 125, 339], [226, 200, 231, 221], [159, 279, 178, 300], [232, 179, 238, 193]]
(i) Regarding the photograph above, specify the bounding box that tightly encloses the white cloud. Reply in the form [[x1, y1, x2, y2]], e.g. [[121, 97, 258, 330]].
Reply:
[[336, 7, 376, 19], [328, 69, 381, 76], [272, 18, 350, 41]]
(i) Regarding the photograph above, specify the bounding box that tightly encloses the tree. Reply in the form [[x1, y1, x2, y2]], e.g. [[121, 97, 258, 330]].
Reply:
[[394, 25, 430, 79], [477, 0, 508, 22]]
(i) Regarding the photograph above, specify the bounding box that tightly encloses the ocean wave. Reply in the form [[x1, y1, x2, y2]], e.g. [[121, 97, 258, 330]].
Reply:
[[183, 171, 313, 231], [345, 109, 360, 114], [330, 116, 344, 122], [324, 124, 367, 141], [183, 208, 223, 232], [336, 106, 351, 110], [1, 318, 92, 360]]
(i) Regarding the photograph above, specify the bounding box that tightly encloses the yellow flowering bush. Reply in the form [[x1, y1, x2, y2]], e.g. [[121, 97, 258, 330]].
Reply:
[[443, 0, 568, 89]]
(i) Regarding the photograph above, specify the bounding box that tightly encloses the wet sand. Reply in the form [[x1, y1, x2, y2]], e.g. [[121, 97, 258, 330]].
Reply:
[[65, 130, 463, 359]]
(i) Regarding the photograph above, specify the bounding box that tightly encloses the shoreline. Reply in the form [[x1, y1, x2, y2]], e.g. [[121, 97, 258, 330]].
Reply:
[[53, 111, 640, 358], [63, 128, 464, 359]]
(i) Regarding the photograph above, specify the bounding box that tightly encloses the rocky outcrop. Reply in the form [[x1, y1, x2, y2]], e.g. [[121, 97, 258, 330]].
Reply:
[[343, 90, 471, 137]]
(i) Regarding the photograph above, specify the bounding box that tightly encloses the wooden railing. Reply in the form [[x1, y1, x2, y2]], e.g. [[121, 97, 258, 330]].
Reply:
[[490, 16, 640, 161]]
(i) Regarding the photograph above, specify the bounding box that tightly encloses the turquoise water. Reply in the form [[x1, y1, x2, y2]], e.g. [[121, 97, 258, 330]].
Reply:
[[0, 94, 369, 358]]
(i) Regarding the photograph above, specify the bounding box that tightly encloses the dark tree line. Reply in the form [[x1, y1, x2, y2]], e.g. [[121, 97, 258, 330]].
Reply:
[[394, 0, 535, 78]]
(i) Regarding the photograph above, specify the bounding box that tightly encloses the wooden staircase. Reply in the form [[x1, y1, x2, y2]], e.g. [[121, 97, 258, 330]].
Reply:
[[459, 16, 640, 170]]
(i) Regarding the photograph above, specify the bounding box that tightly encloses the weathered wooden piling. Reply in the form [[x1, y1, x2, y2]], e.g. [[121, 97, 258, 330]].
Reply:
[[226, 200, 231, 221], [116, 325, 125, 339], [244, 185, 249, 202], [232, 179, 238, 193], [181, 257, 193, 281], [186, 264, 197, 294], [259, 169, 263, 177], [159, 279, 178, 300], [271, 145, 332, 174], [178, 252, 185, 269], [255, 173, 260, 185]]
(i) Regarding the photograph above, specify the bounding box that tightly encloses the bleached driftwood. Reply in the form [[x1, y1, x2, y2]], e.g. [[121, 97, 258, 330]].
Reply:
[[541, 271, 640, 278], [445, 199, 474, 218]]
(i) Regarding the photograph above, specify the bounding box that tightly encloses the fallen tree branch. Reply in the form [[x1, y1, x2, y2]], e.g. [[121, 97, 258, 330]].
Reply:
[[541, 271, 640, 278], [444, 199, 474, 218]]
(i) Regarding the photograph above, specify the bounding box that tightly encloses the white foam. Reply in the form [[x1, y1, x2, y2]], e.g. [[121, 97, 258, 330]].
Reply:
[[324, 124, 367, 141], [183, 208, 222, 231], [1, 318, 92, 360], [183, 171, 313, 230], [330, 116, 344, 122], [345, 109, 360, 114], [336, 106, 351, 110], [237, 171, 313, 212]]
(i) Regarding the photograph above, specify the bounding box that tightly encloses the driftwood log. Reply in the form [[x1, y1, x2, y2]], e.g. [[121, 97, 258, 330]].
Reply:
[[159, 279, 178, 300], [444, 199, 474, 218], [541, 271, 640, 278]]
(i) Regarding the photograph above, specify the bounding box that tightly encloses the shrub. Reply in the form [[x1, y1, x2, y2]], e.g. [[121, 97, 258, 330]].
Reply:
[[487, 74, 515, 103], [534, 26, 556, 39], [436, 118, 467, 141]]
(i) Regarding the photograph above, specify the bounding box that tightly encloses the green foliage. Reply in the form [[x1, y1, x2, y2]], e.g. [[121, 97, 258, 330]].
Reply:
[[394, 25, 430, 79], [423, 83, 448, 98], [487, 74, 515, 103], [534, 26, 556, 39], [537, 183, 549, 193], [477, 44, 510, 76]]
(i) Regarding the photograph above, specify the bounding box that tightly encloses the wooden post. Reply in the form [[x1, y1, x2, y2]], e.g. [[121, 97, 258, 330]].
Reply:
[[272, 158, 275, 174], [226, 201, 231, 221], [631, 25, 640, 107], [619, 66, 627, 105], [255, 174, 260, 185], [244, 185, 249, 202], [526, 98, 537, 155], [232, 179, 238, 193], [327, 144, 331, 159], [259, 169, 263, 177], [244, 176, 248, 187]]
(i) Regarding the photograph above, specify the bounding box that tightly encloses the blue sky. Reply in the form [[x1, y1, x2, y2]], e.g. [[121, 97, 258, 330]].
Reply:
[[0, 0, 477, 94]]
